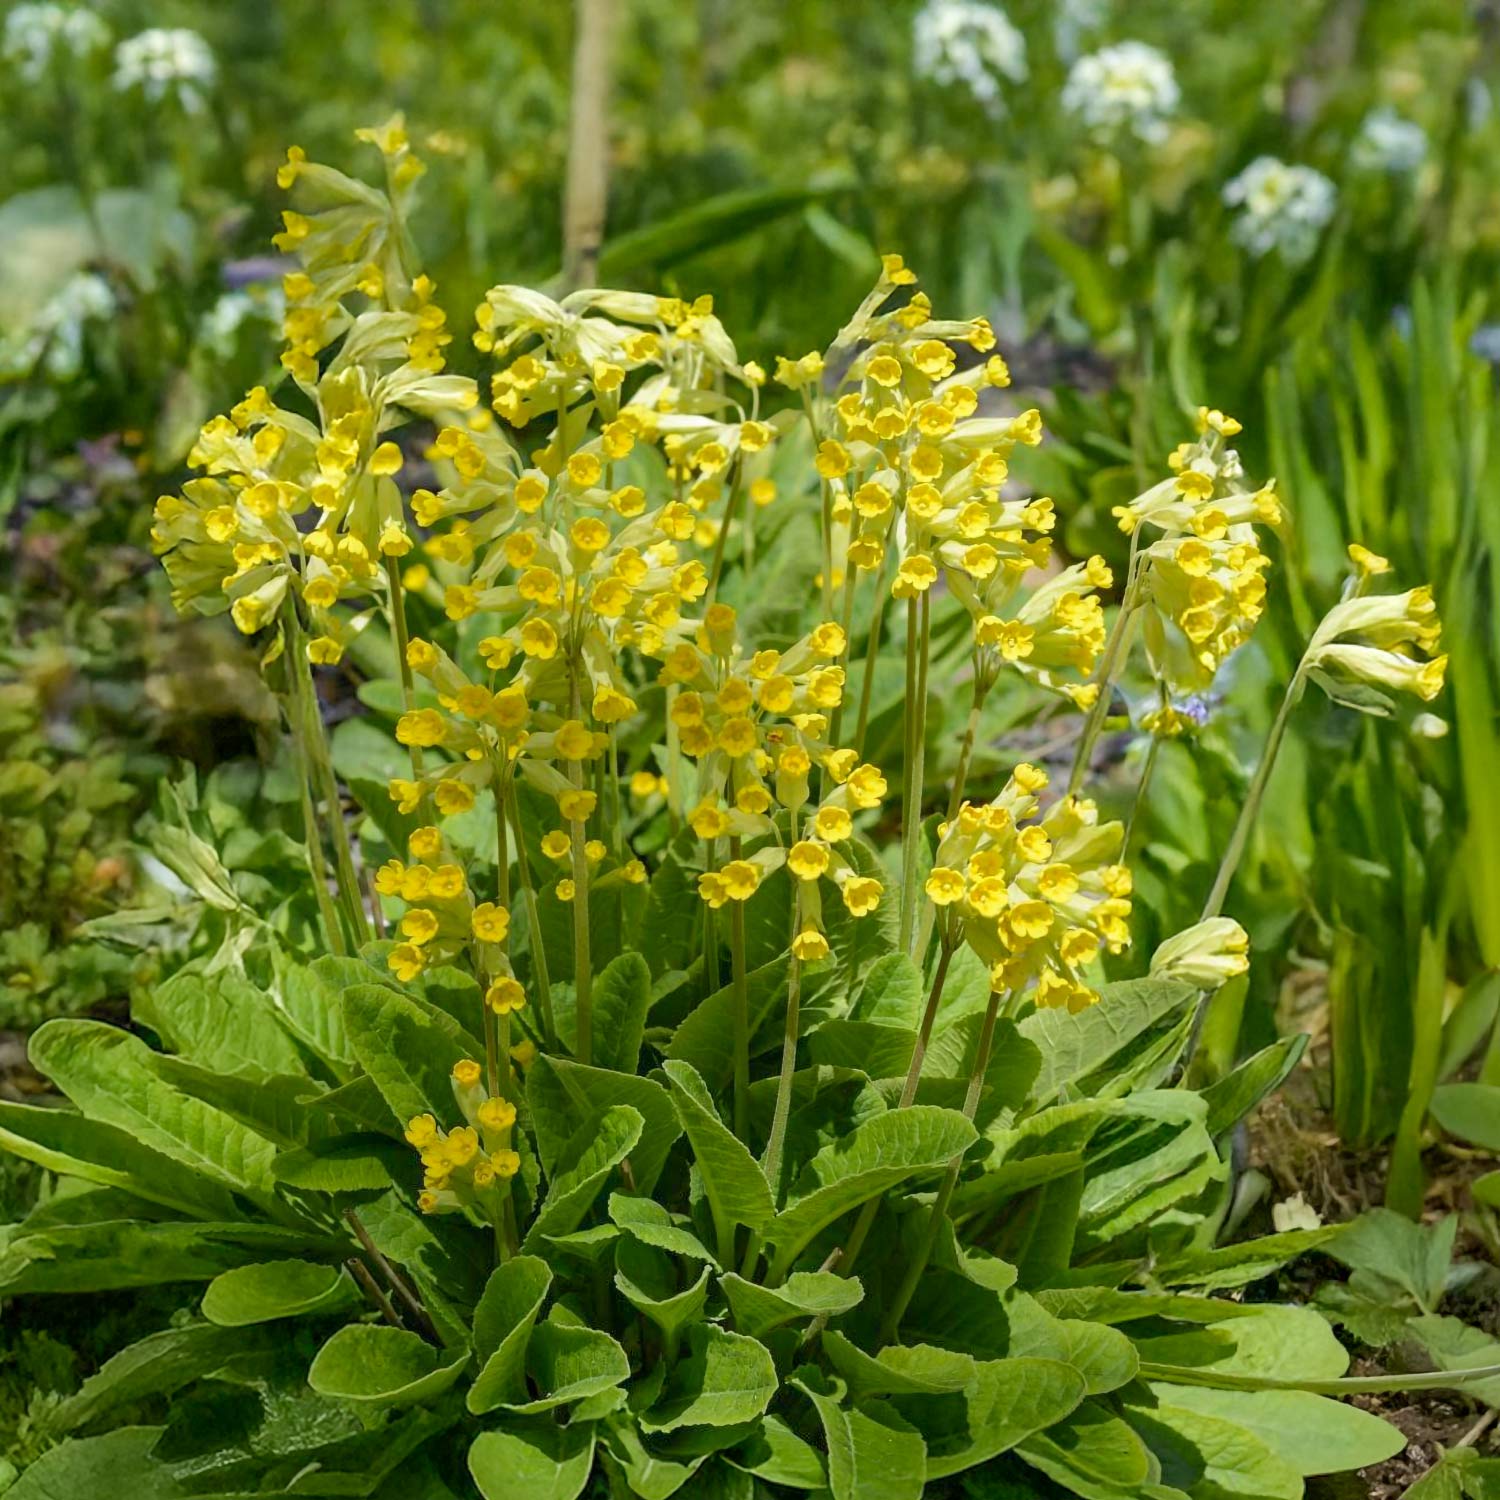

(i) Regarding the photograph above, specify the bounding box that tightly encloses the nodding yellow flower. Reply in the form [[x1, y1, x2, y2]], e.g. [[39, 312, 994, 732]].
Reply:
[[845, 763, 888, 809], [559, 789, 597, 822], [894, 554, 939, 597], [792, 927, 831, 961], [815, 440, 853, 479], [1175, 469, 1214, 501], [397, 709, 447, 747], [428, 864, 466, 899], [689, 802, 731, 840], [471, 902, 510, 943], [813, 806, 853, 842], [434, 779, 476, 816], [408, 826, 443, 861], [541, 831, 572, 862], [717, 861, 761, 900], [453, 1058, 483, 1088], [867, 353, 903, 388], [485, 976, 527, 1014], [1348, 542, 1391, 576], [389, 778, 423, 815], [841, 877, 882, 916], [750, 478, 778, 507], [926, 867, 967, 905], [492, 1149, 522, 1178], [555, 720, 595, 761], [404, 1113, 439, 1147], [630, 770, 663, 800], [308, 636, 344, 664], [369, 441, 404, 476], [401, 908, 440, 946], [788, 841, 831, 881], [556, 879, 576, 903], [388, 943, 426, 982], [478, 1097, 518, 1132]]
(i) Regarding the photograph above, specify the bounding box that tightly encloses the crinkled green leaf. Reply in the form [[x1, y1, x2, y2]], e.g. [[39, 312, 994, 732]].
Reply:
[[308, 1324, 469, 1408]]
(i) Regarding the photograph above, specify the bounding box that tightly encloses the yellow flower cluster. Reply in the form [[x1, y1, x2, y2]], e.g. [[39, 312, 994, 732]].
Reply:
[[925, 762, 1131, 1012], [1114, 408, 1282, 696], [153, 121, 477, 657], [404, 1058, 520, 1218]]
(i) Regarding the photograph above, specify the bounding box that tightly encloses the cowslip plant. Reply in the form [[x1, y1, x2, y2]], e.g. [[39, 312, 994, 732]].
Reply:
[[2, 122, 1488, 1500]]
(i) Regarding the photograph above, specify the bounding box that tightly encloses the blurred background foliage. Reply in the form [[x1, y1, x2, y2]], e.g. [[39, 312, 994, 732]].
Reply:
[[2, 0, 1499, 1171]]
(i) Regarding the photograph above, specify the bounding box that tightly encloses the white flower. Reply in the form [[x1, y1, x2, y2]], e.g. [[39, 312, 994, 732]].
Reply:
[[112, 27, 215, 110], [3, 2, 107, 83], [197, 285, 285, 358], [0, 271, 115, 380], [912, 0, 1027, 114], [1223, 157, 1336, 263], [1271, 1193, 1322, 1233], [1053, 0, 1107, 64], [1061, 41, 1179, 144], [1352, 106, 1427, 174]]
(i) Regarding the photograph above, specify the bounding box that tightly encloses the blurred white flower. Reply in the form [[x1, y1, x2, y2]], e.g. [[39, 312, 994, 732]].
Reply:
[[1224, 157, 1336, 263], [1352, 106, 1426, 174], [0, 271, 115, 380], [1061, 40, 1179, 144], [112, 27, 216, 111], [912, 0, 1027, 114], [1271, 1193, 1321, 1233], [3, 2, 108, 82], [197, 285, 285, 359]]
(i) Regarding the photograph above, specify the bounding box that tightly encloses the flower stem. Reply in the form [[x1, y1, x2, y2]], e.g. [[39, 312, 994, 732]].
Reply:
[[567, 669, 593, 1064], [506, 780, 557, 1050], [384, 556, 425, 785], [898, 594, 931, 956], [729, 835, 751, 1142], [879, 984, 1006, 1343], [832, 936, 955, 1283], [1067, 535, 1144, 797], [1201, 665, 1306, 921]]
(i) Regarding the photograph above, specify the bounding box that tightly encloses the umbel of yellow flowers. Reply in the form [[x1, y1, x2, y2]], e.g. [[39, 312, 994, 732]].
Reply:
[[149, 121, 1447, 1222]]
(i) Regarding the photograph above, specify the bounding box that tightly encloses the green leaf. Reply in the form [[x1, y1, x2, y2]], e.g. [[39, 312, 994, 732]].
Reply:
[[1014, 1401, 1156, 1495], [342, 984, 475, 1129], [1140, 1386, 1407, 1476], [308, 1324, 469, 1408], [1430, 1083, 1500, 1151], [135, 969, 307, 1082], [720, 1271, 864, 1339], [900, 1357, 1088, 1479], [1327, 1207, 1453, 1311], [1138, 1304, 1349, 1384], [0, 1099, 239, 1221], [851, 954, 923, 1027], [272, 1135, 402, 1194], [7, 1428, 182, 1500], [273, 956, 365, 1077], [1002, 1294, 1139, 1397], [791, 1367, 926, 1500], [469, 1255, 553, 1414], [663, 1061, 775, 1247], [1021, 979, 1195, 1106], [764, 1105, 976, 1279], [615, 1239, 712, 1347], [526, 1056, 680, 1195], [609, 1193, 719, 1266], [822, 1333, 976, 1397], [1408, 1314, 1500, 1407], [726, 1414, 827, 1490], [201, 1260, 355, 1325], [641, 1325, 779, 1433], [1200, 1036, 1306, 1138], [590, 952, 654, 1073], [0, 1219, 338, 1294], [667, 958, 793, 1092], [1122, 1398, 1309, 1497], [1151, 1228, 1342, 1292], [507, 1320, 630, 1413], [50, 1323, 277, 1434], [28, 1020, 278, 1203], [522, 1105, 645, 1252], [806, 1020, 915, 1079], [468, 1420, 596, 1500]]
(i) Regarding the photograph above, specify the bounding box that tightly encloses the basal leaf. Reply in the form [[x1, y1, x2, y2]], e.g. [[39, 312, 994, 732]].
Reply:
[[342, 984, 473, 1129], [308, 1324, 469, 1407], [791, 1367, 925, 1500], [590, 952, 654, 1074], [135, 969, 307, 1083], [641, 1325, 778, 1433], [469, 1419, 596, 1500], [506, 1320, 630, 1414], [720, 1271, 864, 1339], [28, 1020, 279, 1204], [608, 1193, 719, 1266], [521, 1105, 644, 1252], [201, 1260, 355, 1326]]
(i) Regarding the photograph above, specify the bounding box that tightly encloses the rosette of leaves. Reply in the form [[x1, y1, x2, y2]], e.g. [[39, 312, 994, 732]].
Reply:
[[0, 859, 1439, 1500]]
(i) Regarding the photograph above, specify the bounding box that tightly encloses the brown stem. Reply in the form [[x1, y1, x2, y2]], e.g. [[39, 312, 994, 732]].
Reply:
[[345, 1209, 439, 1344]]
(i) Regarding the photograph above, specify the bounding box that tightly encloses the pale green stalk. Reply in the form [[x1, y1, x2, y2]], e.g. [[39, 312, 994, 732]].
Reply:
[[506, 780, 557, 1050], [1067, 532, 1144, 797]]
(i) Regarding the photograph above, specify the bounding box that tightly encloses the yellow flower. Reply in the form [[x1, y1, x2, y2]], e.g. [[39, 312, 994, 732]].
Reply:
[[388, 943, 426, 981], [486, 976, 527, 1014], [792, 927, 831, 961], [788, 841, 830, 880], [472, 902, 510, 943], [926, 867, 966, 905]]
